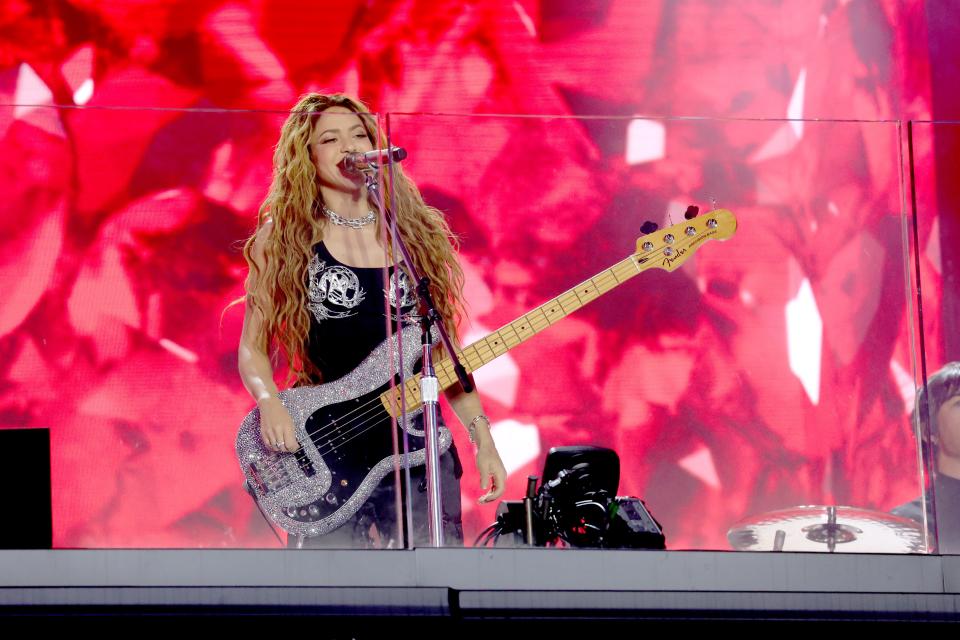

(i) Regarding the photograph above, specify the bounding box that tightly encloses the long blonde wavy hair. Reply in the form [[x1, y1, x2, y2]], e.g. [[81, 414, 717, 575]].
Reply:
[[243, 93, 466, 385]]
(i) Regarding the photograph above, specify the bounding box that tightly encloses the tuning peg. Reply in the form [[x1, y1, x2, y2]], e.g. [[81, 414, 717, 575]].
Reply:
[[684, 205, 700, 220], [640, 221, 659, 235]]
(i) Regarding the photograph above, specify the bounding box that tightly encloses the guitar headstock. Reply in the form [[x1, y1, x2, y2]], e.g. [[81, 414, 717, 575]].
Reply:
[[632, 209, 737, 272]]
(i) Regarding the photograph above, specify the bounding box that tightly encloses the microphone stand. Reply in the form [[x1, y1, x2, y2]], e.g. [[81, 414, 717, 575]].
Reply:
[[358, 163, 474, 548]]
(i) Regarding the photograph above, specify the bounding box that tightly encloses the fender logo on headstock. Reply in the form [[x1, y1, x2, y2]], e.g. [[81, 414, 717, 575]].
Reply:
[[663, 247, 687, 268]]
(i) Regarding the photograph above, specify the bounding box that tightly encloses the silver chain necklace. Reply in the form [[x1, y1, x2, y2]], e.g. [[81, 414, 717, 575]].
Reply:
[[322, 206, 376, 229]]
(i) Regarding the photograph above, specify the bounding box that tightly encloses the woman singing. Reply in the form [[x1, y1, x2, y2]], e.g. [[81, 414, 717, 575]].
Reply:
[[238, 93, 506, 548]]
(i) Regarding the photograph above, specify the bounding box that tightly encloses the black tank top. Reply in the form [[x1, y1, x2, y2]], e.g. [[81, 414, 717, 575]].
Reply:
[[305, 242, 419, 382]]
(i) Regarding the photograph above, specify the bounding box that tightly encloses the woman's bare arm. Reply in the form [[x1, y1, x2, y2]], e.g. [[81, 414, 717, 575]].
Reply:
[[444, 373, 507, 504], [238, 219, 298, 453]]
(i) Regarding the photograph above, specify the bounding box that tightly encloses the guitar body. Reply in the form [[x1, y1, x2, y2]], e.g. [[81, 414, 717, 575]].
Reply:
[[235, 324, 451, 539]]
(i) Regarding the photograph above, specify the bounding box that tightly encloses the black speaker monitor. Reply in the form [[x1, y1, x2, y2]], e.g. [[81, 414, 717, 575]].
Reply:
[[0, 427, 52, 549]]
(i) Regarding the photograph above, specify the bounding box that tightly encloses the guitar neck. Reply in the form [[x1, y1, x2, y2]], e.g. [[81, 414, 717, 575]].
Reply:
[[376, 208, 738, 418], [381, 254, 644, 415]]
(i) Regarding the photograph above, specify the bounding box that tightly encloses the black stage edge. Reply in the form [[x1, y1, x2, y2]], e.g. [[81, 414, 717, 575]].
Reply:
[[1, 548, 958, 625]]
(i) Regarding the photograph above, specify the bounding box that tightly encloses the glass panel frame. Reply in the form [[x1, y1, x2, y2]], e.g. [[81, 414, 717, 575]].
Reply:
[[0, 104, 939, 553]]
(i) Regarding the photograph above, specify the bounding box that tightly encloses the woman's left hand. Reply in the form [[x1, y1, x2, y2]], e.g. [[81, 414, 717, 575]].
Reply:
[[475, 435, 507, 504]]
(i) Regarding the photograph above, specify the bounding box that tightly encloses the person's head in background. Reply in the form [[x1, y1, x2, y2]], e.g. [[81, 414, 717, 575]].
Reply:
[[915, 362, 960, 477]]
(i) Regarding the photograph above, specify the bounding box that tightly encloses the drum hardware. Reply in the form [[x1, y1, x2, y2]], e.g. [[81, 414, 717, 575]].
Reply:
[[727, 505, 924, 553]]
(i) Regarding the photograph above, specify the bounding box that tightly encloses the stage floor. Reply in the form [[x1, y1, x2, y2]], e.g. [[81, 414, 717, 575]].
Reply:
[[1, 548, 958, 621]]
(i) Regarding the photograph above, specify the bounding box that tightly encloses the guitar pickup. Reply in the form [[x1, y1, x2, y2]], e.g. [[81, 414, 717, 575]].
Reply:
[[295, 449, 316, 478]]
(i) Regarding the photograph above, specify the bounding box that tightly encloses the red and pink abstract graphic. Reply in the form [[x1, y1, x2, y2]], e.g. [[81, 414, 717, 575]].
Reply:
[[0, 0, 953, 549]]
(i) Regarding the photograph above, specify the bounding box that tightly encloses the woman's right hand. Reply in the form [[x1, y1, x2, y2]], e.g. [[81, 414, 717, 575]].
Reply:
[[258, 396, 299, 453]]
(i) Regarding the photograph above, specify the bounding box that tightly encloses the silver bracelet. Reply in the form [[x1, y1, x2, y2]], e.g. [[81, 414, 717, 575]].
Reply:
[[468, 414, 490, 444]]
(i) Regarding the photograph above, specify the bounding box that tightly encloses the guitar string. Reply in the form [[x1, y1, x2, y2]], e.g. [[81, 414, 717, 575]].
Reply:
[[257, 211, 736, 484], [253, 259, 635, 482], [255, 250, 644, 477], [254, 229, 710, 480], [254, 232, 718, 488], [254, 222, 725, 483], [308, 265, 638, 459]]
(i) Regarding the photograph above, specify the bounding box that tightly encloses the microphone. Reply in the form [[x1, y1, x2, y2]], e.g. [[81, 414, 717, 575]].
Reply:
[[342, 146, 408, 174]]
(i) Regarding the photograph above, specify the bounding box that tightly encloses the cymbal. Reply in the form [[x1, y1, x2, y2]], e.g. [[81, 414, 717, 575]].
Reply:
[[727, 505, 925, 553]]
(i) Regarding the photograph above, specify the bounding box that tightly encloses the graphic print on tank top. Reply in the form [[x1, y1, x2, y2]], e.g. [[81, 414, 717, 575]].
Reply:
[[306, 252, 417, 324], [305, 243, 421, 382], [386, 267, 417, 313], [307, 255, 366, 321]]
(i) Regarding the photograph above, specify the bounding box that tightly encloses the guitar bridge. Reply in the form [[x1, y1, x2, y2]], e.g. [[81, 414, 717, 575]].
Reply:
[[249, 450, 315, 495], [249, 456, 294, 494], [248, 462, 270, 494]]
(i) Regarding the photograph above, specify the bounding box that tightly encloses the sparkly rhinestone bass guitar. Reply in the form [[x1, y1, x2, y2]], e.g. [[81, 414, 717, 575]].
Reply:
[[235, 209, 738, 539]]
